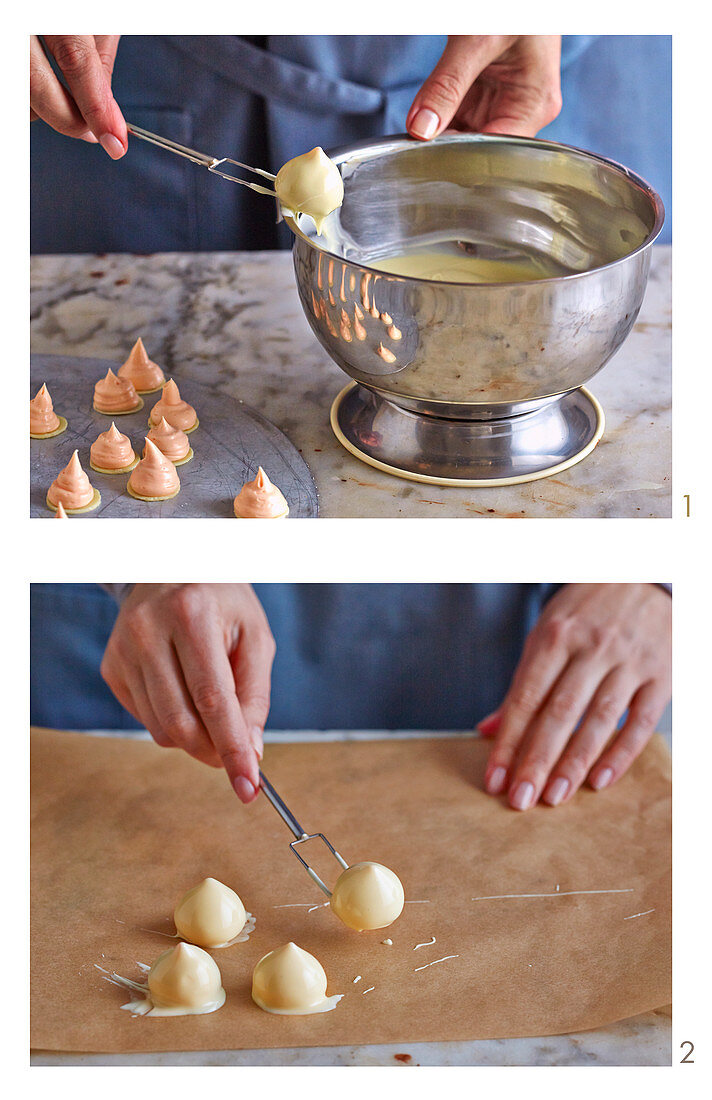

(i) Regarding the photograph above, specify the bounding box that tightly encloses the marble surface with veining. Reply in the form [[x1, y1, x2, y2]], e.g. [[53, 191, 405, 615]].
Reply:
[[31, 729, 671, 1067], [30, 247, 671, 518]]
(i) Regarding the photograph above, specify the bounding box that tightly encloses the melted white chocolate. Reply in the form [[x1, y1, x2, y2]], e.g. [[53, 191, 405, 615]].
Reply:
[[252, 942, 343, 1015], [174, 877, 251, 948], [369, 249, 552, 284], [330, 862, 405, 931], [275, 147, 344, 235]]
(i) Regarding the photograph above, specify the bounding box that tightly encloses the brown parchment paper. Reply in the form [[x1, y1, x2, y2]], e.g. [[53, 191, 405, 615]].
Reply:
[[30, 728, 671, 1052]]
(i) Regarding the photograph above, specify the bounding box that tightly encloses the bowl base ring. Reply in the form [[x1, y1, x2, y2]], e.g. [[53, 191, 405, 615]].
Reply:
[[330, 383, 604, 487]]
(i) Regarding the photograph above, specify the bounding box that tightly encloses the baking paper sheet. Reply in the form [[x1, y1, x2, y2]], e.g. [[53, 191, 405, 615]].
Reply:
[[30, 729, 671, 1052]]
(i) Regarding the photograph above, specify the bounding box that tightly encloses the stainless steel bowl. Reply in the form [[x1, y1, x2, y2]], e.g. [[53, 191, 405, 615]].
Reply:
[[288, 133, 664, 483]]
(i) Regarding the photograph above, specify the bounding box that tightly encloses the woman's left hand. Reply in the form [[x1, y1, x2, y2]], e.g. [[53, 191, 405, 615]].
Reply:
[[407, 35, 562, 142], [478, 584, 671, 810]]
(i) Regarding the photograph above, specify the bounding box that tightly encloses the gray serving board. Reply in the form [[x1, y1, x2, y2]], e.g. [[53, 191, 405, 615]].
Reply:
[[30, 355, 318, 519]]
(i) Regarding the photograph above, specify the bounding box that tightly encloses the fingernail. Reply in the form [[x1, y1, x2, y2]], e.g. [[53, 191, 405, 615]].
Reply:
[[545, 777, 570, 806], [410, 107, 439, 140], [511, 781, 535, 811], [590, 766, 614, 791], [79, 130, 98, 143], [233, 776, 256, 803], [99, 133, 125, 159], [486, 766, 507, 794], [250, 725, 264, 760]]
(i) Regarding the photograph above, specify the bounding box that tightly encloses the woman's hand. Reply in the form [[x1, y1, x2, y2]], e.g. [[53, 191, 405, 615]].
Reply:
[[479, 584, 671, 810], [407, 36, 562, 141], [30, 35, 126, 158], [101, 584, 275, 802]]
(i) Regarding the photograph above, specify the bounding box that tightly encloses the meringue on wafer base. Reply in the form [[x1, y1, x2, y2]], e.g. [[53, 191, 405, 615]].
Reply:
[[90, 422, 139, 474], [149, 379, 198, 433], [146, 416, 193, 466], [233, 467, 289, 519], [46, 450, 101, 514], [30, 383, 67, 439], [118, 337, 166, 394], [93, 368, 144, 415], [127, 437, 181, 502]]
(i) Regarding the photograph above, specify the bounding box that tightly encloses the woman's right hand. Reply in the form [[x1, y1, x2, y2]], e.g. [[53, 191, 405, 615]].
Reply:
[[101, 584, 276, 803], [30, 35, 127, 158]]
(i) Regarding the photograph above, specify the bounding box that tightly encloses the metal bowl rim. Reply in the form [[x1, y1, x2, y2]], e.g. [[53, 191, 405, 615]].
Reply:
[[285, 132, 665, 288]]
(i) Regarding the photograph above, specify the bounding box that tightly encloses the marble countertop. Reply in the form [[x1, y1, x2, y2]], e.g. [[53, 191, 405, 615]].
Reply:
[[31, 729, 671, 1067], [30, 247, 671, 518]]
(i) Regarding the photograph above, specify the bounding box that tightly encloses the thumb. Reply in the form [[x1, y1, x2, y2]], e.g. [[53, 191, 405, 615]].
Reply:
[[407, 36, 513, 140]]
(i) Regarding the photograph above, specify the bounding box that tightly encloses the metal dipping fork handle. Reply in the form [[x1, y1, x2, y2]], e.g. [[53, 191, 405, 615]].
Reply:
[[259, 770, 349, 898], [126, 123, 277, 196]]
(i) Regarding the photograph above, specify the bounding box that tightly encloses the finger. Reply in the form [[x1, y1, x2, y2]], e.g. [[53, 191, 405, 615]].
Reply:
[[229, 623, 276, 759], [506, 652, 611, 810], [175, 626, 260, 802], [43, 35, 127, 156], [587, 682, 666, 791], [93, 35, 121, 79], [541, 668, 636, 806], [407, 36, 512, 140], [483, 617, 571, 794], [476, 710, 501, 738], [141, 640, 221, 767], [102, 655, 174, 748], [127, 668, 177, 749], [30, 35, 96, 140], [479, 89, 558, 139], [454, 36, 562, 138]]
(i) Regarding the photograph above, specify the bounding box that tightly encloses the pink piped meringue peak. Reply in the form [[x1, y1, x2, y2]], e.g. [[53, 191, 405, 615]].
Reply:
[[127, 437, 181, 501], [117, 337, 166, 393], [90, 422, 138, 473], [233, 467, 289, 519], [30, 382, 65, 437], [149, 379, 198, 432], [93, 367, 142, 414], [46, 450, 100, 513], [146, 415, 192, 464]]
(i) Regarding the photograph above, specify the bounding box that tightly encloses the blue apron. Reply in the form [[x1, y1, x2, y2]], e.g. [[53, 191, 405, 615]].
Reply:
[[30, 35, 671, 253], [30, 583, 560, 731]]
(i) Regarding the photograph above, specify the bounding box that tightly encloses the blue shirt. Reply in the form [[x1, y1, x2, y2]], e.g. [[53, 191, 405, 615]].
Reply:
[[30, 583, 559, 730], [30, 35, 670, 252]]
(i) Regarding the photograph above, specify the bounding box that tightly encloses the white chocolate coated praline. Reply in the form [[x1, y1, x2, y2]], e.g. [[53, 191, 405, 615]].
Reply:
[[252, 942, 342, 1015], [330, 862, 405, 931], [146, 943, 225, 1016], [275, 147, 344, 234], [174, 877, 247, 948]]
